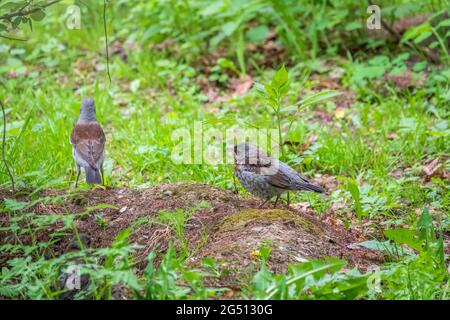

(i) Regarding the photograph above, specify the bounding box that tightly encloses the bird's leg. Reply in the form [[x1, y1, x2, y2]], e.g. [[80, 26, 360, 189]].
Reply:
[[258, 199, 270, 209], [287, 192, 290, 205], [100, 165, 105, 186], [233, 167, 239, 194], [273, 195, 280, 208], [75, 165, 81, 188]]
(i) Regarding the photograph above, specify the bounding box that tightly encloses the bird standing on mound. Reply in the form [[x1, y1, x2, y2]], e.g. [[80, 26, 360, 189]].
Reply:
[[70, 98, 106, 187], [234, 142, 324, 208]]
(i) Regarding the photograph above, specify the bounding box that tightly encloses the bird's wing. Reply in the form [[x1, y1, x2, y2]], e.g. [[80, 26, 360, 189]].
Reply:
[[71, 122, 105, 168], [264, 161, 310, 190]]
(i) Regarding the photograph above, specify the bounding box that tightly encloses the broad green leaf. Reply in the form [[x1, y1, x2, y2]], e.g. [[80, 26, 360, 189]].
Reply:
[[247, 25, 269, 44], [413, 31, 432, 44], [338, 177, 364, 222], [384, 228, 422, 250], [221, 20, 240, 37], [436, 18, 450, 29], [402, 23, 431, 43], [298, 90, 341, 110], [265, 258, 346, 299], [30, 9, 46, 21], [1, 2, 24, 10]]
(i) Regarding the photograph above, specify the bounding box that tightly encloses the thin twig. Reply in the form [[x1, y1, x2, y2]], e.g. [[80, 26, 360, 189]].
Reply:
[[103, 0, 111, 83], [0, 99, 15, 192], [0, 0, 61, 21]]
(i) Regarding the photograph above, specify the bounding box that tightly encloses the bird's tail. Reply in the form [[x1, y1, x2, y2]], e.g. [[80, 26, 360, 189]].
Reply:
[[86, 167, 101, 184], [297, 182, 325, 193]]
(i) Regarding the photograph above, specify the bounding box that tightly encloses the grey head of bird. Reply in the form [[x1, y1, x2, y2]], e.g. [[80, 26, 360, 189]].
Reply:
[[233, 142, 278, 173], [79, 98, 98, 122]]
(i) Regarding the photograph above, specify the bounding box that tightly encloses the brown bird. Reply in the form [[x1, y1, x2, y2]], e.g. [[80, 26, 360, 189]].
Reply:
[[70, 98, 106, 187], [234, 143, 324, 208]]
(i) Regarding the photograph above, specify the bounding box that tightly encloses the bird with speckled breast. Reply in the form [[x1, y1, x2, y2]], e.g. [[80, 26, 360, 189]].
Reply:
[[234, 143, 324, 208]]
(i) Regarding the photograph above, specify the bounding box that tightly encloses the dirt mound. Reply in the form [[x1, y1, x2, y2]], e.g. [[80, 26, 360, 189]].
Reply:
[[1, 183, 381, 280], [194, 208, 380, 277]]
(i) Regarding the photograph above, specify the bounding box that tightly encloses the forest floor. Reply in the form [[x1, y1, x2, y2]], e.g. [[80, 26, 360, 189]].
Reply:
[[1, 1, 449, 299], [0, 183, 383, 288]]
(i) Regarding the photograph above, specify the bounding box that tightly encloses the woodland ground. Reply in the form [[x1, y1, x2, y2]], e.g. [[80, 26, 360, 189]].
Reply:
[[0, 1, 449, 299]]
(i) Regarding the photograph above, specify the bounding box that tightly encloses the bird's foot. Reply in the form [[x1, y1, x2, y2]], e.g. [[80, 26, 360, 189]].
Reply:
[[258, 199, 270, 209], [92, 184, 107, 191]]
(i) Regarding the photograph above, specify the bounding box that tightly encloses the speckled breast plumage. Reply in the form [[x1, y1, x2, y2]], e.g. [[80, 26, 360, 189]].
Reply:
[[236, 165, 284, 200]]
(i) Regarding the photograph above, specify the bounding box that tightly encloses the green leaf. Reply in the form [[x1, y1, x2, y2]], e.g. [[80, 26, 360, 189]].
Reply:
[[280, 105, 298, 113], [265, 258, 346, 299], [0, 23, 7, 31], [298, 90, 341, 110], [345, 21, 361, 31], [246, 25, 269, 44], [338, 177, 364, 222], [1, 2, 24, 10], [271, 64, 290, 96], [252, 262, 274, 293], [11, 17, 22, 29], [114, 228, 131, 246], [436, 18, 450, 29], [384, 228, 421, 250], [3, 198, 31, 211], [417, 208, 435, 247], [258, 243, 272, 262], [30, 8, 46, 21], [217, 58, 239, 75], [429, 40, 439, 49], [413, 31, 432, 44], [402, 23, 431, 43], [356, 240, 413, 256], [221, 20, 240, 37]]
